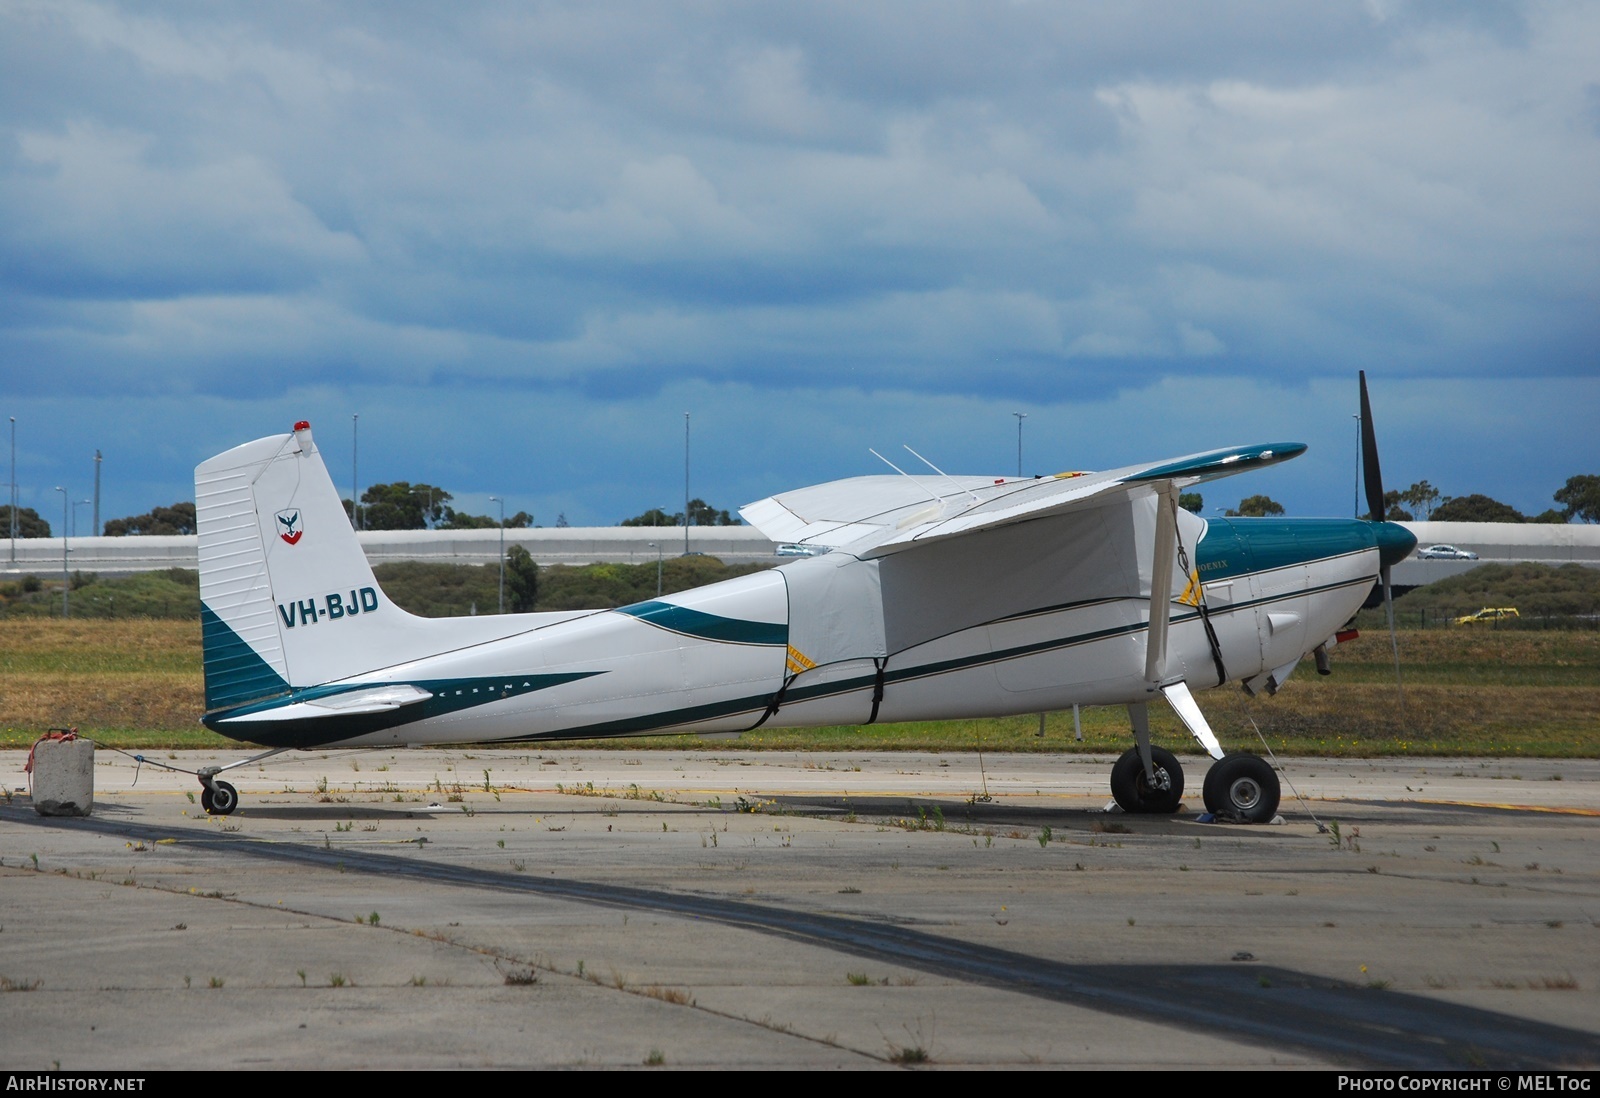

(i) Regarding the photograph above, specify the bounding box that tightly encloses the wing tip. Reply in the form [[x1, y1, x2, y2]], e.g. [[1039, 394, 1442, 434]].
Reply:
[[1130, 442, 1306, 483]]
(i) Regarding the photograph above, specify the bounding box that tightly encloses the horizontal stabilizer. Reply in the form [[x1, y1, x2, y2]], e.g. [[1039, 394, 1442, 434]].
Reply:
[[214, 684, 433, 724]]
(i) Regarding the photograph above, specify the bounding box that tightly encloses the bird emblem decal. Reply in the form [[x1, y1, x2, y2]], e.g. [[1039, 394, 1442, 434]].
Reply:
[[276, 509, 303, 545]]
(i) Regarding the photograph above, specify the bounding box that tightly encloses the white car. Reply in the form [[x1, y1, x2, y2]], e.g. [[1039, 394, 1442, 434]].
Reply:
[[1416, 544, 1478, 560]]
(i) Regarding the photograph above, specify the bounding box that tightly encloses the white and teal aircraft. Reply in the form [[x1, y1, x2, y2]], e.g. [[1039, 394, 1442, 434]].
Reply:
[[192, 376, 1415, 821]]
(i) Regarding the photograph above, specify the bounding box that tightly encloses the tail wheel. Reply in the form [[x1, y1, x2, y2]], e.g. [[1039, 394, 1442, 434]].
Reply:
[[1202, 754, 1280, 823], [1109, 746, 1184, 814], [203, 780, 239, 816]]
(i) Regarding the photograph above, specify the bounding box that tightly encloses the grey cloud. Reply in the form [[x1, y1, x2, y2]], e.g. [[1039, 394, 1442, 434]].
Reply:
[[0, 1, 1594, 520]]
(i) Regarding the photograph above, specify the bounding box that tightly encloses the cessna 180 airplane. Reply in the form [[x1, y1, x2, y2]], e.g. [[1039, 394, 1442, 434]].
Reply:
[[191, 375, 1415, 821]]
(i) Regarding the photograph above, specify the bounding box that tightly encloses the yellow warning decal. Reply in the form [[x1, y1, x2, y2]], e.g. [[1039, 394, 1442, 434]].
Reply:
[[785, 645, 816, 674], [1178, 569, 1203, 607]]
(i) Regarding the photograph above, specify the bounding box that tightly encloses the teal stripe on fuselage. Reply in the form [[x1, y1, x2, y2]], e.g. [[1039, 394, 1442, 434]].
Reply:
[[204, 671, 605, 748], [615, 600, 787, 646]]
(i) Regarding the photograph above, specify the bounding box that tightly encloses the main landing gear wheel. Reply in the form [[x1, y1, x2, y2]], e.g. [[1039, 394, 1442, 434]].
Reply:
[[201, 780, 239, 816], [1202, 754, 1280, 823], [1109, 746, 1184, 814]]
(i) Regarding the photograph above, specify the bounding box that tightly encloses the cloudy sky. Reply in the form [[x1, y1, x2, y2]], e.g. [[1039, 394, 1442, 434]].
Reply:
[[2, 0, 1596, 534]]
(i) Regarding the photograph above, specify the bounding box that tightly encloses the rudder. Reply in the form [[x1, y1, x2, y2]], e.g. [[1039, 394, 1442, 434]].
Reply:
[[195, 421, 397, 712]]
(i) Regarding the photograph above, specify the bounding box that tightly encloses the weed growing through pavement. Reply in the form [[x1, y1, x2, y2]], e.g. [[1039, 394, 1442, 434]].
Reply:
[[495, 960, 538, 986], [882, 1015, 936, 1065]]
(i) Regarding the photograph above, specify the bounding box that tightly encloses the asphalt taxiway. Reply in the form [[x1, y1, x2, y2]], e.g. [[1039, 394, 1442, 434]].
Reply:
[[2, 748, 1597, 1070]]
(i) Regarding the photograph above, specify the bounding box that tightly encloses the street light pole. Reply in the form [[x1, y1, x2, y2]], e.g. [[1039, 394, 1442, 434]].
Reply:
[[9, 416, 15, 560], [489, 495, 505, 613], [649, 541, 662, 596], [352, 414, 360, 530], [55, 486, 67, 617], [683, 412, 690, 556], [1013, 412, 1027, 477], [1353, 413, 1361, 518]]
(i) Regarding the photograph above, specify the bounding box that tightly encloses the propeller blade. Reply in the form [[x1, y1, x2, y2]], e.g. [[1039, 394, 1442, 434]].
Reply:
[[1381, 562, 1405, 711], [1361, 373, 1406, 708], [1359, 370, 1386, 522]]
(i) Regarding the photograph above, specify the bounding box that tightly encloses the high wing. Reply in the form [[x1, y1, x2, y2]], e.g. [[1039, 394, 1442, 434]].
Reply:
[[739, 442, 1306, 557]]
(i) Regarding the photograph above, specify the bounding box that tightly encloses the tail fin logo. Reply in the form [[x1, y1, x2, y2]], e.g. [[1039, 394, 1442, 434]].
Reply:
[[276, 509, 304, 545]]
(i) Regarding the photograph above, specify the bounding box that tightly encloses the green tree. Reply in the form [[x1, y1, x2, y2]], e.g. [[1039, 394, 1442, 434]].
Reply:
[[354, 482, 452, 530], [440, 508, 532, 529], [504, 545, 540, 612], [1398, 480, 1441, 520], [1432, 494, 1525, 523], [621, 507, 676, 527], [1554, 475, 1600, 523], [104, 502, 196, 536], [623, 500, 739, 527], [1226, 495, 1285, 517], [687, 498, 738, 526], [0, 505, 52, 538], [1179, 492, 1203, 514], [1382, 490, 1413, 521]]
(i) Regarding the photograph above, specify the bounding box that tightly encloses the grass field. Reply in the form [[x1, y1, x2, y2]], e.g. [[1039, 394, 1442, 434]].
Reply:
[[2, 618, 1596, 757]]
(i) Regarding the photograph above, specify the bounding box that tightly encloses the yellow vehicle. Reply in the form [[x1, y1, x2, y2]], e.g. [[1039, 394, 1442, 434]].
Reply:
[[1453, 607, 1519, 626]]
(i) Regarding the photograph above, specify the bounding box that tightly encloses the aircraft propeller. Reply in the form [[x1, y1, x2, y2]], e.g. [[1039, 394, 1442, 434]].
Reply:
[[1359, 370, 1405, 708]]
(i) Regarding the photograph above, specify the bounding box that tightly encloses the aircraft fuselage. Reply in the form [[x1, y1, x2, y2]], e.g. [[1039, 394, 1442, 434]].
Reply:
[[204, 510, 1412, 750]]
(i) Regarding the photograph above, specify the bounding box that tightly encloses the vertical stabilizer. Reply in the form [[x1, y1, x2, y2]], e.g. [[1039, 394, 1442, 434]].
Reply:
[[196, 421, 399, 712]]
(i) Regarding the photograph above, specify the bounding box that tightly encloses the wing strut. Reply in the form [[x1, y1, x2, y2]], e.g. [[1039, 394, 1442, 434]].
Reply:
[[1143, 481, 1179, 689], [1142, 483, 1227, 762]]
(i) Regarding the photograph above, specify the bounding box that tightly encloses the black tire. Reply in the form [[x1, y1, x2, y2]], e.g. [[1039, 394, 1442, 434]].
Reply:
[[206, 780, 239, 816], [1109, 746, 1184, 814], [200, 785, 214, 813], [1202, 754, 1280, 823]]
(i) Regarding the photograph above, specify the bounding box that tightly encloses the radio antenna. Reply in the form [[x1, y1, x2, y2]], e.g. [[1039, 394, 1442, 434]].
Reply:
[[869, 448, 941, 505], [904, 444, 981, 504]]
